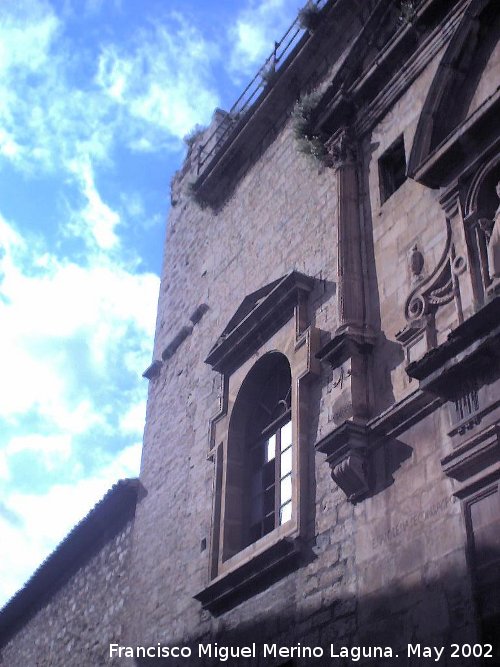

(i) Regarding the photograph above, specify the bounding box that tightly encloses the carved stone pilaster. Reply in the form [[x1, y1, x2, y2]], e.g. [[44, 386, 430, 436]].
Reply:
[[439, 183, 471, 321], [314, 128, 376, 503], [315, 421, 370, 502], [326, 128, 369, 339]]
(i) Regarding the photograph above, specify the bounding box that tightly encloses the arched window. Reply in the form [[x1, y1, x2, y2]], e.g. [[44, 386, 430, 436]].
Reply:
[[223, 353, 293, 559], [196, 271, 320, 613], [245, 353, 293, 545]]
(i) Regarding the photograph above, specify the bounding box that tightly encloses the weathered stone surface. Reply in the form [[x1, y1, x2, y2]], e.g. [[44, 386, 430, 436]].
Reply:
[[2, 0, 500, 664]]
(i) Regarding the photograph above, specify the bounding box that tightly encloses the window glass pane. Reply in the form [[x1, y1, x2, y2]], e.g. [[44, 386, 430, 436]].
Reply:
[[280, 474, 292, 504], [266, 434, 276, 462], [281, 447, 292, 477], [281, 421, 292, 451], [263, 514, 275, 535], [264, 487, 275, 514], [250, 471, 262, 497], [280, 501, 292, 525], [263, 460, 274, 488], [250, 494, 263, 523]]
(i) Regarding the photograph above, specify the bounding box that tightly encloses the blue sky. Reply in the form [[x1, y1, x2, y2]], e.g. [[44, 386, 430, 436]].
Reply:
[[0, 0, 305, 606]]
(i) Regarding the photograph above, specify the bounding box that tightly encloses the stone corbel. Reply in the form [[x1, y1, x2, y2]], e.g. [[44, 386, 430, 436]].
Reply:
[[315, 421, 370, 502], [326, 126, 357, 169]]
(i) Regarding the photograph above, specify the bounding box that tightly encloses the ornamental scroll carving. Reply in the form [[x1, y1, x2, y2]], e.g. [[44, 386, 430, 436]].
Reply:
[[396, 218, 467, 361], [404, 219, 454, 322]]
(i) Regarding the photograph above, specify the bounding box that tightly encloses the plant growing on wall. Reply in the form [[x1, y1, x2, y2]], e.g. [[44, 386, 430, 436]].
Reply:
[[260, 61, 278, 88], [183, 124, 206, 148], [186, 180, 208, 209], [298, 1, 321, 33], [291, 90, 328, 165], [399, 0, 417, 25]]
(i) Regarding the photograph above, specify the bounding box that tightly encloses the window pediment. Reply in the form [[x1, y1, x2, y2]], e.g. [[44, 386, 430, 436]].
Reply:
[[205, 271, 315, 375], [408, 0, 500, 187]]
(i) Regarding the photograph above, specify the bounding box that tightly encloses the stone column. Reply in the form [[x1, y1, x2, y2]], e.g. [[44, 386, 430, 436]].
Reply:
[[329, 127, 367, 338], [315, 128, 376, 503]]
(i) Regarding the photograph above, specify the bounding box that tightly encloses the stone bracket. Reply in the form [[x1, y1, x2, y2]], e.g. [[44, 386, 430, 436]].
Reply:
[[406, 296, 500, 395], [316, 326, 376, 370], [315, 421, 370, 502], [441, 423, 500, 482]]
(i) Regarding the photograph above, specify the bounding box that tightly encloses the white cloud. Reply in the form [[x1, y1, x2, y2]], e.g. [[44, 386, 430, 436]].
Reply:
[[0, 213, 158, 424], [66, 157, 121, 250], [0, 1, 221, 183], [95, 16, 221, 140], [0, 1, 58, 75], [228, 0, 301, 76], [0, 128, 21, 159], [5, 434, 72, 470], [119, 399, 147, 437]]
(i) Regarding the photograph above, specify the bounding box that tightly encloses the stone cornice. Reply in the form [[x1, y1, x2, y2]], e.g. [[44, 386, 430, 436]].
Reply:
[[314, 0, 467, 141], [367, 388, 442, 441], [192, 0, 370, 208], [406, 296, 500, 396], [205, 271, 315, 375], [409, 90, 500, 188]]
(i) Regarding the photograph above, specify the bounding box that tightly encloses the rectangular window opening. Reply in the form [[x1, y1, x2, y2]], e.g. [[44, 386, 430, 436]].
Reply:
[[378, 135, 406, 204]]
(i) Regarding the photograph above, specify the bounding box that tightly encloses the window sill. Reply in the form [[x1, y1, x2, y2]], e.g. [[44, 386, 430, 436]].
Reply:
[[194, 536, 303, 615]]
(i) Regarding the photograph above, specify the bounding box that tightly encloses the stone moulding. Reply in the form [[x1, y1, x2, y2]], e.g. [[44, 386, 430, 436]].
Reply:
[[194, 538, 302, 614], [159, 303, 210, 364], [315, 421, 370, 502], [201, 270, 320, 607], [407, 297, 500, 481], [368, 387, 442, 440], [205, 271, 315, 375], [407, 0, 500, 188], [441, 423, 500, 482], [406, 296, 500, 393], [316, 326, 376, 368]]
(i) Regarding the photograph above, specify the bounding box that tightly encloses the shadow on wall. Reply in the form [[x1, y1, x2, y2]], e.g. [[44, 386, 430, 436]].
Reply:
[[133, 559, 500, 667]]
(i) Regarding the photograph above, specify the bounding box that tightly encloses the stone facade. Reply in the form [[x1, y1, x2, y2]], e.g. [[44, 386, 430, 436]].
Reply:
[[2, 0, 500, 665]]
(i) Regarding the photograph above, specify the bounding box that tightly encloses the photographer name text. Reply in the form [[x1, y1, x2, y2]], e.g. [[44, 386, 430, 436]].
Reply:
[[110, 641, 494, 661]]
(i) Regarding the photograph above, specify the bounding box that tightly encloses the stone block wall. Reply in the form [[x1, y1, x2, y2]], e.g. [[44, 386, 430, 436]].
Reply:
[[3, 0, 499, 663], [1, 519, 133, 667]]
